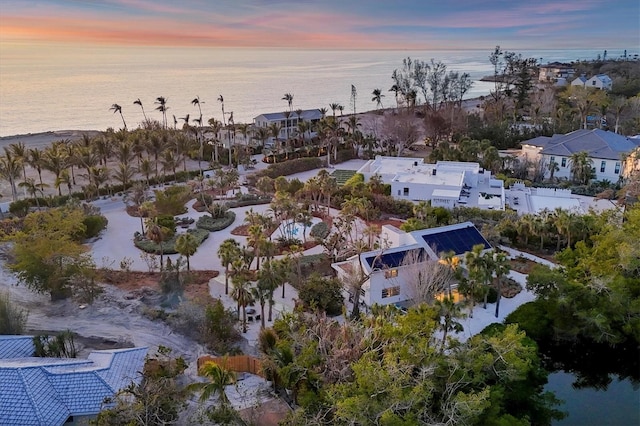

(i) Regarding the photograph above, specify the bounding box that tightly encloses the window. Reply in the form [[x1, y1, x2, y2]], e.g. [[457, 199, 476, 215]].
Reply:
[[615, 162, 621, 174], [403, 187, 409, 196], [561, 158, 567, 167], [382, 286, 401, 298], [384, 269, 398, 279], [550, 156, 555, 164], [600, 161, 606, 173]]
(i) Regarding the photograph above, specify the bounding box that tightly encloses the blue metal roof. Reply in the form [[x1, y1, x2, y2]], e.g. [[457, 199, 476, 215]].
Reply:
[[420, 224, 490, 256], [0, 336, 35, 359], [0, 343, 147, 426]]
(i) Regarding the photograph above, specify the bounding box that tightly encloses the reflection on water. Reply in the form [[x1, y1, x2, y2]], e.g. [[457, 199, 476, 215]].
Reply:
[[545, 371, 640, 426]]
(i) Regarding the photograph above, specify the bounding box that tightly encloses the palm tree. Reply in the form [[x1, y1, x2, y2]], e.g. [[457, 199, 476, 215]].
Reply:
[[569, 151, 594, 185], [254, 127, 270, 151], [18, 177, 48, 208], [435, 296, 463, 352], [133, 98, 148, 123], [250, 284, 271, 328], [154, 96, 168, 128], [9, 142, 28, 185], [146, 217, 167, 271], [492, 251, 510, 318], [337, 104, 344, 116], [189, 361, 235, 406], [55, 169, 73, 196], [113, 162, 136, 192], [231, 261, 254, 333], [139, 158, 153, 187], [27, 147, 45, 187], [191, 96, 203, 123], [329, 102, 339, 118], [110, 103, 127, 130], [218, 238, 242, 295], [257, 259, 285, 321], [282, 93, 294, 111], [372, 88, 385, 109], [42, 143, 67, 196], [268, 122, 282, 160], [175, 233, 198, 272], [319, 107, 328, 119]]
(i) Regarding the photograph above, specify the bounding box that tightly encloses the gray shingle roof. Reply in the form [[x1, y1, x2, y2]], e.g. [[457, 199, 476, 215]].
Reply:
[[539, 129, 637, 160], [0, 340, 147, 426]]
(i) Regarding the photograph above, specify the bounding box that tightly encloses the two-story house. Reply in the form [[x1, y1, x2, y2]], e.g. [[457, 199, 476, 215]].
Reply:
[[332, 222, 491, 309], [520, 129, 640, 182]]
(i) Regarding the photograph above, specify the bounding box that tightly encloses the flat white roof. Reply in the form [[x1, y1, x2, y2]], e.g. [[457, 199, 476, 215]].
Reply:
[[432, 189, 461, 198], [530, 195, 582, 214], [393, 167, 463, 186]]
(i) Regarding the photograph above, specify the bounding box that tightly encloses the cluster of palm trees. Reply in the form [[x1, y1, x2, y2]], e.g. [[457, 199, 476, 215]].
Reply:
[[462, 245, 511, 318], [513, 207, 595, 251], [0, 125, 204, 203]]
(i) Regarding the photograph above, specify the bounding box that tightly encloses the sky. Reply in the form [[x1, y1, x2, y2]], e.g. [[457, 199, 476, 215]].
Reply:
[[0, 0, 638, 50]]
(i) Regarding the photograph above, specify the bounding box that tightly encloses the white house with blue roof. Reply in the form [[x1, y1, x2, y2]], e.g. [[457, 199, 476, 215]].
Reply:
[[332, 222, 491, 308], [0, 336, 147, 426], [521, 129, 640, 182], [253, 109, 323, 142]]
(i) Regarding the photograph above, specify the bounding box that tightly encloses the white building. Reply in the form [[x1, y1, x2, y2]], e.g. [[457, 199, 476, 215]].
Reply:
[[332, 222, 491, 309], [357, 157, 505, 210], [538, 62, 575, 83], [520, 129, 640, 182], [570, 74, 612, 90], [586, 74, 613, 91], [253, 109, 323, 142]]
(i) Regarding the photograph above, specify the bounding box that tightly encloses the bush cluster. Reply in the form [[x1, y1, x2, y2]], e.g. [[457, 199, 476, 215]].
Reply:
[[257, 157, 326, 179], [195, 211, 236, 231], [134, 228, 209, 254], [82, 215, 108, 239], [225, 194, 272, 208], [309, 221, 330, 240]]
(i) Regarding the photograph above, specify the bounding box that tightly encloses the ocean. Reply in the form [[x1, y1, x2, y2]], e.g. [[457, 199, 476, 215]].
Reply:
[[0, 44, 626, 137]]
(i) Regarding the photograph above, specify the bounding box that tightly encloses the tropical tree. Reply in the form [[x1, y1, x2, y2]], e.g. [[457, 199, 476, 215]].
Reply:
[[154, 96, 168, 128], [175, 233, 199, 272], [9, 142, 28, 185], [282, 93, 294, 111], [569, 151, 594, 185], [231, 259, 254, 332], [133, 98, 148, 123], [250, 284, 271, 328], [547, 159, 559, 182], [492, 251, 510, 318], [257, 259, 285, 322], [189, 361, 235, 406], [18, 178, 48, 208], [0, 148, 22, 201], [146, 217, 167, 271], [110, 103, 127, 129], [218, 238, 242, 295], [371, 88, 384, 109], [434, 295, 464, 351], [27, 147, 45, 187]]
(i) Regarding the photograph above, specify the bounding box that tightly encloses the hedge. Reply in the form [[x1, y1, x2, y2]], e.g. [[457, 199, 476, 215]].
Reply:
[[196, 211, 236, 231], [134, 228, 209, 255], [256, 157, 326, 179], [225, 194, 272, 208]]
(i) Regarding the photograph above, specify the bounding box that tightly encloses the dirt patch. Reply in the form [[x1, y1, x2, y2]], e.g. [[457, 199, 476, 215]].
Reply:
[[508, 257, 539, 275], [101, 269, 218, 301]]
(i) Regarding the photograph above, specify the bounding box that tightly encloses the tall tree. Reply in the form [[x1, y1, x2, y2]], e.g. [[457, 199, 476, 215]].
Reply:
[[110, 103, 127, 130], [133, 98, 148, 123], [154, 96, 168, 129], [175, 233, 198, 272], [371, 88, 384, 109], [218, 238, 242, 295]]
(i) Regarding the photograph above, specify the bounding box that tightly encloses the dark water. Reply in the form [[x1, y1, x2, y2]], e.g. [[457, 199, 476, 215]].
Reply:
[[545, 371, 640, 426]]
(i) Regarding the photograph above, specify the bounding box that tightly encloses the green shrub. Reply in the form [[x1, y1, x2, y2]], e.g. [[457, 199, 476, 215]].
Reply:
[[225, 194, 272, 208], [135, 228, 209, 255], [9, 199, 31, 217], [157, 214, 176, 236], [310, 221, 330, 240], [82, 215, 108, 239], [257, 157, 326, 179], [196, 211, 236, 231], [297, 273, 344, 316], [504, 300, 553, 341], [154, 185, 191, 216], [208, 203, 228, 219]]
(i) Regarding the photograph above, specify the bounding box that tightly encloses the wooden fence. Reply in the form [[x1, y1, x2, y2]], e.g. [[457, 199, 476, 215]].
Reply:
[[197, 355, 264, 378]]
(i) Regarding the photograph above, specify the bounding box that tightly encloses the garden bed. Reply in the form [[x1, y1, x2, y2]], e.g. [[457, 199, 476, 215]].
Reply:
[[134, 228, 209, 255], [195, 211, 236, 231]]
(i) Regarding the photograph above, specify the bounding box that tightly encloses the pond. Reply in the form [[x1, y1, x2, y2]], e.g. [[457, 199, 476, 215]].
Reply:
[[545, 371, 640, 426]]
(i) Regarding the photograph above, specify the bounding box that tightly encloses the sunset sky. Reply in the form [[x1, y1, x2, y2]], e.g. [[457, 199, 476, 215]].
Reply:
[[1, 0, 638, 50]]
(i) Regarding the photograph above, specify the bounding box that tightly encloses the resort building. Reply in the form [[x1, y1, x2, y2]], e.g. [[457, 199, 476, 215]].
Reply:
[[538, 62, 575, 83], [520, 129, 640, 182], [357, 156, 505, 210], [253, 109, 323, 142], [0, 335, 147, 426], [332, 222, 491, 309]]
